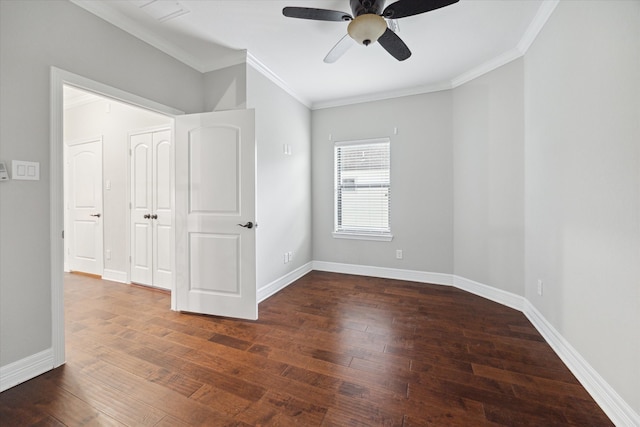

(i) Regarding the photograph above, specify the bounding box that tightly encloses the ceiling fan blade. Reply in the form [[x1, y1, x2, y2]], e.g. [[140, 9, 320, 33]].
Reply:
[[382, 0, 459, 19], [378, 28, 411, 61], [324, 34, 355, 63], [283, 7, 352, 22]]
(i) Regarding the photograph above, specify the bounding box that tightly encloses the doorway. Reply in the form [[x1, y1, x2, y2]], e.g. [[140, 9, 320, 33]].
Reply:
[[63, 85, 172, 284], [52, 68, 182, 367], [52, 68, 258, 369]]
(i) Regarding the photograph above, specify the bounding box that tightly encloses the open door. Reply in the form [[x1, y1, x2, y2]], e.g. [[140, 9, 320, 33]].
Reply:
[[175, 109, 257, 320]]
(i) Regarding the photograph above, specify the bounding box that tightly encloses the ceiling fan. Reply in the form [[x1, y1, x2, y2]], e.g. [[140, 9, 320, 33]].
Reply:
[[282, 0, 459, 63]]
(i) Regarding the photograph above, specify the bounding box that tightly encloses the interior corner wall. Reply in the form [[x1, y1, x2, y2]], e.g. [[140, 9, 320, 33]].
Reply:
[[524, 0, 640, 414], [452, 58, 525, 296], [311, 92, 454, 274], [246, 66, 312, 291], [64, 97, 172, 276], [0, 0, 203, 367], [204, 63, 247, 112]]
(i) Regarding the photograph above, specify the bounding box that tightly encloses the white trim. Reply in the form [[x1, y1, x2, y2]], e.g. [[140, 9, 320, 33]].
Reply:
[[517, 0, 559, 54], [246, 53, 311, 108], [334, 137, 390, 147], [312, 261, 453, 286], [257, 262, 313, 303], [56, 69, 184, 117], [0, 349, 54, 392], [452, 275, 524, 312], [51, 69, 66, 369], [524, 301, 640, 427], [450, 47, 523, 89], [332, 232, 393, 242], [102, 269, 128, 284], [312, 81, 452, 110]]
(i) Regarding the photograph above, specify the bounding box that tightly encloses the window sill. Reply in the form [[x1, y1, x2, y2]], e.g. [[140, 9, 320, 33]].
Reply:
[[332, 232, 393, 242]]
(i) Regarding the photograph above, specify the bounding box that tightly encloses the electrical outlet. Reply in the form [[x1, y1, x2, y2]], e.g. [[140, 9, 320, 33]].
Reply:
[[537, 279, 543, 296], [105, 249, 111, 260], [284, 253, 288, 264], [396, 249, 403, 260], [288, 251, 293, 262]]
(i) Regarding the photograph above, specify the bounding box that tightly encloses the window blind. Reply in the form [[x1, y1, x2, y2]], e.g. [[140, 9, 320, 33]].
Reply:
[[334, 138, 391, 236]]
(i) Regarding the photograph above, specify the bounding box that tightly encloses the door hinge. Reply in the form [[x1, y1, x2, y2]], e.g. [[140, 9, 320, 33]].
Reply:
[[61, 230, 64, 239]]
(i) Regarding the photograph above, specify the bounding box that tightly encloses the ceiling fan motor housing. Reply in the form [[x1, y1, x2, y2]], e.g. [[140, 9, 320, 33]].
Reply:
[[350, 0, 384, 16]]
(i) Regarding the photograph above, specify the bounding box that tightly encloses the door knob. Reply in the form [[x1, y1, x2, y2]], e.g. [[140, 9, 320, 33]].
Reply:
[[237, 221, 255, 229], [143, 214, 151, 219], [90, 213, 101, 218], [151, 214, 158, 220]]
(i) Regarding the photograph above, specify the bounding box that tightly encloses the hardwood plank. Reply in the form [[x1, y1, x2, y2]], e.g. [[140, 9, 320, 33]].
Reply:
[[0, 271, 613, 426]]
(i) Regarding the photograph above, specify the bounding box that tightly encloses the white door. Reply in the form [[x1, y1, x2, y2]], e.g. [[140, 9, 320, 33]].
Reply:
[[66, 138, 103, 275], [152, 130, 172, 289], [175, 109, 257, 320], [130, 132, 153, 286], [130, 129, 172, 290]]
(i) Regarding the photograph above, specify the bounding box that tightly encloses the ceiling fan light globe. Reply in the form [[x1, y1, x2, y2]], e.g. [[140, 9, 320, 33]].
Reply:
[[347, 14, 387, 46]]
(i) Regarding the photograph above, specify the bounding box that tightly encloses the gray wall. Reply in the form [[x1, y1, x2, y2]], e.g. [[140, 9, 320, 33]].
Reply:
[[452, 58, 525, 295], [311, 92, 454, 273], [204, 63, 247, 112], [0, 0, 203, 366], [524, 1, 640, 413], [247, 66, 313, 291]]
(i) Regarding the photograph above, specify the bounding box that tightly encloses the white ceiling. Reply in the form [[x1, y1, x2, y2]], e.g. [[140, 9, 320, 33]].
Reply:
[[71, 0, 556, 109]]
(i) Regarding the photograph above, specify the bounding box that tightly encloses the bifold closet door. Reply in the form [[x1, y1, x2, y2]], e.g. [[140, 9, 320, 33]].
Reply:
[[130, 129, 172, 290]]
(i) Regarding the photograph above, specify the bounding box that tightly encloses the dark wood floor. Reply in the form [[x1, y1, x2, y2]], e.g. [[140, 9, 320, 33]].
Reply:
[[0, 271, 612, 426]]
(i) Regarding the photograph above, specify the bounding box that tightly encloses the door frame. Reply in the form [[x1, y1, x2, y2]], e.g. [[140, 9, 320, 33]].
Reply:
[[50, 67, 182, 367]]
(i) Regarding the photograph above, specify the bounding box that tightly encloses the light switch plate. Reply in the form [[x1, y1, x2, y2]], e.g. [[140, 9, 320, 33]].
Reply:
[[12, 160, 40, 180], [0, 162, 8, 181]]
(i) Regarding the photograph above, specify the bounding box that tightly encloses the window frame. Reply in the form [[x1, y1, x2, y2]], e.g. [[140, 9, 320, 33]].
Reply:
[[333, 137, 393, 242]]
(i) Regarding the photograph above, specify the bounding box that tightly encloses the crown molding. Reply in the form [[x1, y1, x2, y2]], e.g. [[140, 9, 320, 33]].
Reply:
[[517, 0, 559, 54], [450, 47, 523, 88], [70, 0, 559, 110], [311, 81, 452, 110], [246, 53, 312, 108], [450, 0, 558, 89]]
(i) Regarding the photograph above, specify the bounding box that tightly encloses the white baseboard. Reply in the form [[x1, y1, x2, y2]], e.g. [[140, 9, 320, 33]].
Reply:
[[0, 348, 54, 392], [102, 269, 127, 283], [524, 301, 639, 427], [452, 275, 525, 312], [257, 262, 313, 303], [312, 261, 453, 286]]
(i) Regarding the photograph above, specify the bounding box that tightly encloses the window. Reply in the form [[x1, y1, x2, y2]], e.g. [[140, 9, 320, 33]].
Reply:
[[334, 138, 392, 241]]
